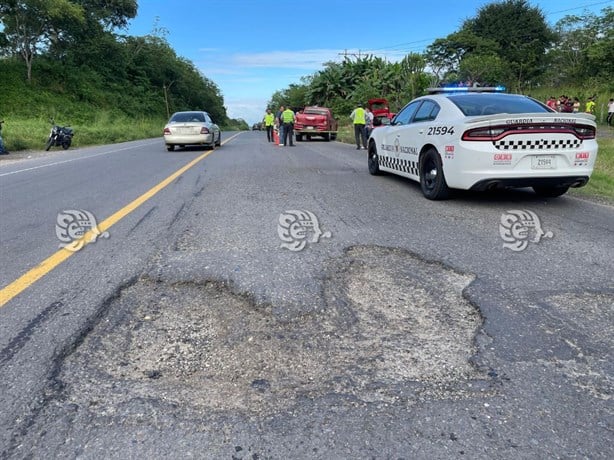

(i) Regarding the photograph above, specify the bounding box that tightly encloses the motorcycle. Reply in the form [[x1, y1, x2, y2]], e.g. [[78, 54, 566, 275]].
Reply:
[[45, 119, 74, 151]]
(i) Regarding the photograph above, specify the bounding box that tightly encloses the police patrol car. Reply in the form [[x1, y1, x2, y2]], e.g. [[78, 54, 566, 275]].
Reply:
[[367, 87, 598, 200]]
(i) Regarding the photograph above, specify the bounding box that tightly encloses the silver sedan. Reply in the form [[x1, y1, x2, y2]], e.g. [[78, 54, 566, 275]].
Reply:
[[163, 111, 221, 151]]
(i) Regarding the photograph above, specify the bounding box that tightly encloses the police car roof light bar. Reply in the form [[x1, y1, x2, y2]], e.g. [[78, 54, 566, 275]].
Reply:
[[427, 86, 507, 94]]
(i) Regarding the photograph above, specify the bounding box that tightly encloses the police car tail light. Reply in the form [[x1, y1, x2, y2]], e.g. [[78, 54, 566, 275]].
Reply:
[[573, 126, 596, 140], [461, 127, 506, 141]]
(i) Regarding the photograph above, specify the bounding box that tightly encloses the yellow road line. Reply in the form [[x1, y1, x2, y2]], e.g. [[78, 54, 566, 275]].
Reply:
[[0, 133, 241, 308]]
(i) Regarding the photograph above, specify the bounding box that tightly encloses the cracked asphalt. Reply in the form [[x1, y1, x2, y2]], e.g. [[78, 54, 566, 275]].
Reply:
[[0, 132, 612, 459]]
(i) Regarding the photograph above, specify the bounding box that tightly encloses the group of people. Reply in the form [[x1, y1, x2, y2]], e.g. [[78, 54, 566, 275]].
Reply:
[[262, 106, 297, 146], [546, 95, 595, 114], [263, 103, 375, 150]]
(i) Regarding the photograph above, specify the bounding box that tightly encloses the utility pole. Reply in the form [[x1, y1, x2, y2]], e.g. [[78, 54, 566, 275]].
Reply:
[[338, 49, 362, 60], [163, 81, 175, 119]]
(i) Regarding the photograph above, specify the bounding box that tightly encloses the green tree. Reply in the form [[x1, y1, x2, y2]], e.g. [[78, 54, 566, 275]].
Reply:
[[268, 83, 309, 110], [0, 0, 84, 81], [547, 6, 613, 86], [425, 30, 498, 84], [462, 0, 555, 90], [458, 54, 507, 86]]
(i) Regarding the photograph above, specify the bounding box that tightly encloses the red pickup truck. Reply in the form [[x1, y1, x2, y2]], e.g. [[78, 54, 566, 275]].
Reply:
[[368, 98, 395, 127], [294, 106, 338, 141]]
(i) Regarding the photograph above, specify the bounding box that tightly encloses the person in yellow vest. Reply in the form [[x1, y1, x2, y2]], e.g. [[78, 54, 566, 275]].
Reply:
[[585, 96, 595, 115], [281, 106, 295, 147], [350, 103, 367, 149], [263, 108, 275, 142]]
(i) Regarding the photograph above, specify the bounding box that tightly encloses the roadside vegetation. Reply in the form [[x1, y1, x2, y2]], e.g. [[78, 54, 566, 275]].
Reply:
[[571, 137, 614, 201]]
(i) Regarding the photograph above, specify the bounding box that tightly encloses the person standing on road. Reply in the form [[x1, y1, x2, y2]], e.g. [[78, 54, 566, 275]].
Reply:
[[607, 98, 614, 126], [365, 107, 374, 140], [276, 105, 285, 146], [263, 108, 275, 142], [281, 107, 295, 147], [0, 120, 9, 155], [350, 103, 367, 150]]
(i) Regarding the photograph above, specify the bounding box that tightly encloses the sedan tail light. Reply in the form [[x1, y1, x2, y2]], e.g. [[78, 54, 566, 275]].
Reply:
[[200, 127, 210, 134], [163, 127, 171, 135]]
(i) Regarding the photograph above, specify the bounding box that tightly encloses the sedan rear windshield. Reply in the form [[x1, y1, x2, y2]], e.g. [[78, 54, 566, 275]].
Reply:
[[448, 94, 551, 117], [170, 112, 206, 123]]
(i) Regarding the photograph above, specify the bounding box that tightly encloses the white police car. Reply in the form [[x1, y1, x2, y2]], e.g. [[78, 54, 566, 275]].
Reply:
[[367, 87, 598, 200]]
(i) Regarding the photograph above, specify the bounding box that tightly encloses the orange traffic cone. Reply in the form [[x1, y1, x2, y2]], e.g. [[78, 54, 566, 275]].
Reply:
[[273, 127, 280, 146]]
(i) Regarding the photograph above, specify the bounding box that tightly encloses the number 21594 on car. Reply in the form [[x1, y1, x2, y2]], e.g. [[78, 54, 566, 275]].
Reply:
[[367, 87, 598, 200]]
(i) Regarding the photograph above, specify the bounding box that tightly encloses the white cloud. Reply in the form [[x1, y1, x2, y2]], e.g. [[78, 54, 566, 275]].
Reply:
[[224, 96, 269, 126], [230, 49, 342, 69]]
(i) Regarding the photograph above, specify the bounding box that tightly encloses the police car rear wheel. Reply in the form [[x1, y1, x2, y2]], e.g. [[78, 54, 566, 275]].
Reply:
[[532, 185, 569, 198], [420, 148, 449, 200], [368, 143, 380, 175]]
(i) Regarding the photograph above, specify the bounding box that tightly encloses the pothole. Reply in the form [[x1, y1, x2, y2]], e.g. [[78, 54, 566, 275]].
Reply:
[[59, 246, 485, 416]]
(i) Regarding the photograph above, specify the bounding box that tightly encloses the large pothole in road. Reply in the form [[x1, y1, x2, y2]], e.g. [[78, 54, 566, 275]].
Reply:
[[59, 246, 484, 417]]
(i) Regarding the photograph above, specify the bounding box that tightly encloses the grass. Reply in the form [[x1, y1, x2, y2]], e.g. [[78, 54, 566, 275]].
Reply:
[[1, 113, 164, 151], [571, 135, 614, 202]]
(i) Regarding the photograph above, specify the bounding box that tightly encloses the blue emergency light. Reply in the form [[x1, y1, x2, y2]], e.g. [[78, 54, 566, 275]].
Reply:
[[427, 85, 507, 94]]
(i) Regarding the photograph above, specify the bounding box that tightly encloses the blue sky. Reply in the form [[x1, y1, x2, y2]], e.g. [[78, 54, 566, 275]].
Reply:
[[125, 0, 613, 125]]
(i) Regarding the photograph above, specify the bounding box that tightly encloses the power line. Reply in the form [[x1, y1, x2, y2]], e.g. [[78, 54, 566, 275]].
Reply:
[[348, 0, 612, 58], [545, 0, 612, 16]]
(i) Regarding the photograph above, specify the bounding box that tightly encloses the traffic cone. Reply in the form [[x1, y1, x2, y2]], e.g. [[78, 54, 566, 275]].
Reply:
[[273, 127, 280, 146]]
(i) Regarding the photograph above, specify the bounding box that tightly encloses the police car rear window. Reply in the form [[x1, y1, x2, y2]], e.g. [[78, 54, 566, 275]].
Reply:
[[448, 94, 550, 117]]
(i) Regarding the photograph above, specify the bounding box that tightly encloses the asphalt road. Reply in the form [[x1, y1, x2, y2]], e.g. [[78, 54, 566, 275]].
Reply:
[[0, 132, 612, 459]]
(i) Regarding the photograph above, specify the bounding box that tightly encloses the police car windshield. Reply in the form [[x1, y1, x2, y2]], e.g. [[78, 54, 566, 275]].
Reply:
[[448, 94, 550, 117]]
